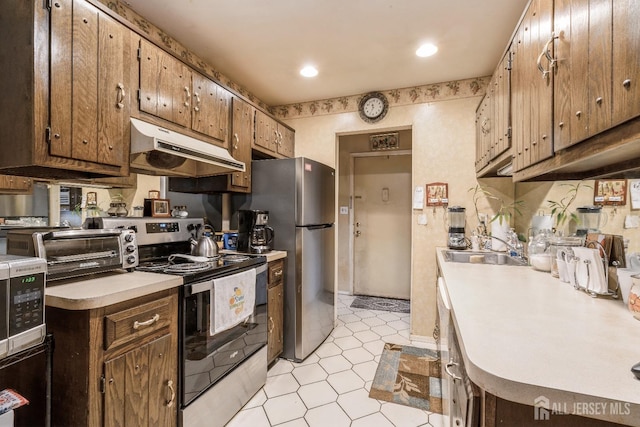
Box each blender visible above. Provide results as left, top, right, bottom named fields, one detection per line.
left=575, top=206, right=607, bottom=236
left=447, top=206, right=467, bottom=249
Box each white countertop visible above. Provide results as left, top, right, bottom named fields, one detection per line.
left=219, top=249, right=287, bottom=263
left=45, top=270, right=183, bottom=310
left=436, top=248, right=640, bottom=426
left=45, top=251, right=287, bottom=311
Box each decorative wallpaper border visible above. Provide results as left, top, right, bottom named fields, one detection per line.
left=99, top=0, right=270, bottom=111
left=270, top=76, right=490, bottom=120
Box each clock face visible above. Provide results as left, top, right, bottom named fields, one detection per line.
left=358, top=92, right=389, bottom=123
left=363, top=97, right=385, bottom=118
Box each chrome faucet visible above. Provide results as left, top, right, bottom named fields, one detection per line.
left=479, top=234, right=528, bottom=264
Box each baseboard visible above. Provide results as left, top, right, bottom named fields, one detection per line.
left=410, top=334, right=436, bottom=345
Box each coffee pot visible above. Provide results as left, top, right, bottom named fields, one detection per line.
left=238, top=209, right=274, bottom=253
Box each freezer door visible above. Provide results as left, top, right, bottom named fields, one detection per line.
left=296, top=159, right=335, bottom=226
left=294, top=224, right=335, bottom=360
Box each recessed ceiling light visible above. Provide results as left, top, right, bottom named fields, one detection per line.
left=300, top=65, right=318, bottom=78
left=416, top=43, right=438, bottom=57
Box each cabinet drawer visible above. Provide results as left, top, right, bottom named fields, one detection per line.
left=104, top=296, right=172, bottom=350
left=268, top=260, right=284, bottom=287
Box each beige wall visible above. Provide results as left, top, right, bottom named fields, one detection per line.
left=283, top=97, right=485, bottom=340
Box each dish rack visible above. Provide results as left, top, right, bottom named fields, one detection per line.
left=573, top=240, right=619, bottom=299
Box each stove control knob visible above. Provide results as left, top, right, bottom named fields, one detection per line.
left=125, top=244, right=136, bottom=253
left=124, top=233, right=135, bottom=242
left=126, top=255, right=137, bottom=265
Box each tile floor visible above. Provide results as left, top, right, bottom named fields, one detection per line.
left=226, top=294, right=444, bottom=427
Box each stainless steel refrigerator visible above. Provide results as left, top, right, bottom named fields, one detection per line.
left=250, top=157, right=335, bottom=362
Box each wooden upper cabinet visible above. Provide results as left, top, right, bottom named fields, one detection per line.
left=139, top=39, right=192, bottom=129
left=612, top=0, right=640, bottom=126
left=49, top=0, right=132, bottom=169
left=254, top=110, right=294, bottom=158
left=230, top=97, right=254, bottom=189
left=0, top=175, right=33, bottom=194
left=140, top=41, right=230, bottom=147
left=277, top=125, right=295, bottom=158
left=511, top=0, right=553, bottom=172
left=554, top=0, right=613, bottom=151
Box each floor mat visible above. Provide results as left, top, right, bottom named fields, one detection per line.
left=369, top=343, right=442, bottom=413
left=350, top=295, right=410, bottom=313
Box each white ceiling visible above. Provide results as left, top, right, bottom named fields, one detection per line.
left=121, top=0, right=529, bottom=106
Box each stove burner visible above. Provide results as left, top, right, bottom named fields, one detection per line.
left=223, top=254, right=250, bottom=263
left=164, top=262, right=217, bottom=274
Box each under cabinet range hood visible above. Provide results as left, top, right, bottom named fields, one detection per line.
left=129, top=118, right=245, bottom=177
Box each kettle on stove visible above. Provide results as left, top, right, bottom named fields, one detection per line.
left=190, top=225, right=218, bottom=258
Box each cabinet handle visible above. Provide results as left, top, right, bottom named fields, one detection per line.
left=166, top=380, right=175, bottom=408
left=116, top=83, right=125, bottom=109
left=536, top=32, right=557, bottom=79
left=623, top=79, right=632, bottom=88
left=133, top=313, right=160, bottom=329
left=268, top=317, right=274, bottom=334
left=274, top=269, right=283, bottom=277
left=445, top=361, right=462, bottom=382
left=193, top=92, right=201, bottom=112
left=234, top=133, right=239, bottom=150
left=184, top=86, right=190, bottom=107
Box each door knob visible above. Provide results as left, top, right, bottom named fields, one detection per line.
left=355, top=230, right=361, bottom=237
left=355, top=222, right=360, bottom=227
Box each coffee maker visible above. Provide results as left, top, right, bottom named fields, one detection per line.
left=237, top=210, right=274, bottom=254
left=447, top=206, right=467, bottom=249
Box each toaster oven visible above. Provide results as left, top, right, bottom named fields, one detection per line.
left=6, top=228, right=138, bottom=282
left=0, top=255, right=47, bottom=359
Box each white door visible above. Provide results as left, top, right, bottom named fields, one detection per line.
left=353, top=154, right=411, bottom=299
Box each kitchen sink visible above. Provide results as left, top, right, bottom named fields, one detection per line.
left=443, top=250, right=528, bottom=266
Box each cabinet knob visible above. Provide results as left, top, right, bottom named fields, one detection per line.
left=576, top=111, right=582, bottom=117
left=82, top=139, right=88, bottom=145
left=54, top=133, right=60, bottom=139
left=541, top=134, right=547, bottom=140
left=595, top=97, right=603, bottom=104
left=558, top=122, right=564, bottom=128
left=623, top=79, right=632, bottom=88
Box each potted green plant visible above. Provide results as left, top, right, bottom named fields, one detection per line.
left=546, top=181, right=590, bottom=233
left=469, top=185, right=524, bottom=251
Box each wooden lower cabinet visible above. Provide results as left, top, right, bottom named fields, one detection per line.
left=46, top=289, right=178, bottom=427
left=267, top=259, right=284, bottom=364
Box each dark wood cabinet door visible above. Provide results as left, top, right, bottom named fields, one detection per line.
left=277, top=125, right=295, bottom=158
left=104, top=334, right=175, bottom=427
left=49, top=0, right=131, bottom=169
left=191, top=73, right=219, bottom=139
left=612, top=0, right=640, bottom=125
left=587, top=0, right=612, bottom=137
left=214, top=86, right=231, bottom=144
left=230, top=97, right=254, bottom=189
left=140, top=40, right=191, bottom=129
left=267, top=282, right=284, bottom=364
left=254, top=110, right=276, bottom=152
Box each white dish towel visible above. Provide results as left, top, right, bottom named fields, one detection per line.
left=210, top=269, right=256, bottom=335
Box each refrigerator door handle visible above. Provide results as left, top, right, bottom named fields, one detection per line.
left=302, top=224, right=334, bottom=230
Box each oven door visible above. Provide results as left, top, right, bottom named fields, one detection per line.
left=180, top=262, right=268, bottom=407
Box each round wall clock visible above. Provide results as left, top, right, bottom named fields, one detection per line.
left=358, top=92, right=389, bottom=123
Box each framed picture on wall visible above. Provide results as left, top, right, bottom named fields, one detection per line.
left=86, top=191, right=97, bottom=206
left=594, top=180, right=627, bottom=205
left=425, top=182, right=448, bottom=206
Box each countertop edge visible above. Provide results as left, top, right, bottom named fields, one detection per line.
left=436, top=248, right=640, bottom=426
left=45, top=271, right=183, bottom=310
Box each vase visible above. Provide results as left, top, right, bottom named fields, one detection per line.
left=491, top=217, right=510, bottom=252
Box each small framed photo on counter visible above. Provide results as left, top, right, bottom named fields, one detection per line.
left=148, top=190, right=160, bottom=199
left=144, top=198, right=171, bottom=217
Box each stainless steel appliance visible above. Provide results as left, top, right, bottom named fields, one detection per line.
left=448, top=206, right=467, bottom=250
left=86, top=217, right=268, bottom=427
left=0, top=255, right=47, bottom=359
left=6, top=228, right=138, bottom=281
left=250, top=157, right=335, bottom=362
left=237, top=210, right=274, bottom=254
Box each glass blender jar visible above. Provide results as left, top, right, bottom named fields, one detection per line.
left=447, top=206, right=467, bottom=250
left=575, top=206, right=607, bottom=236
